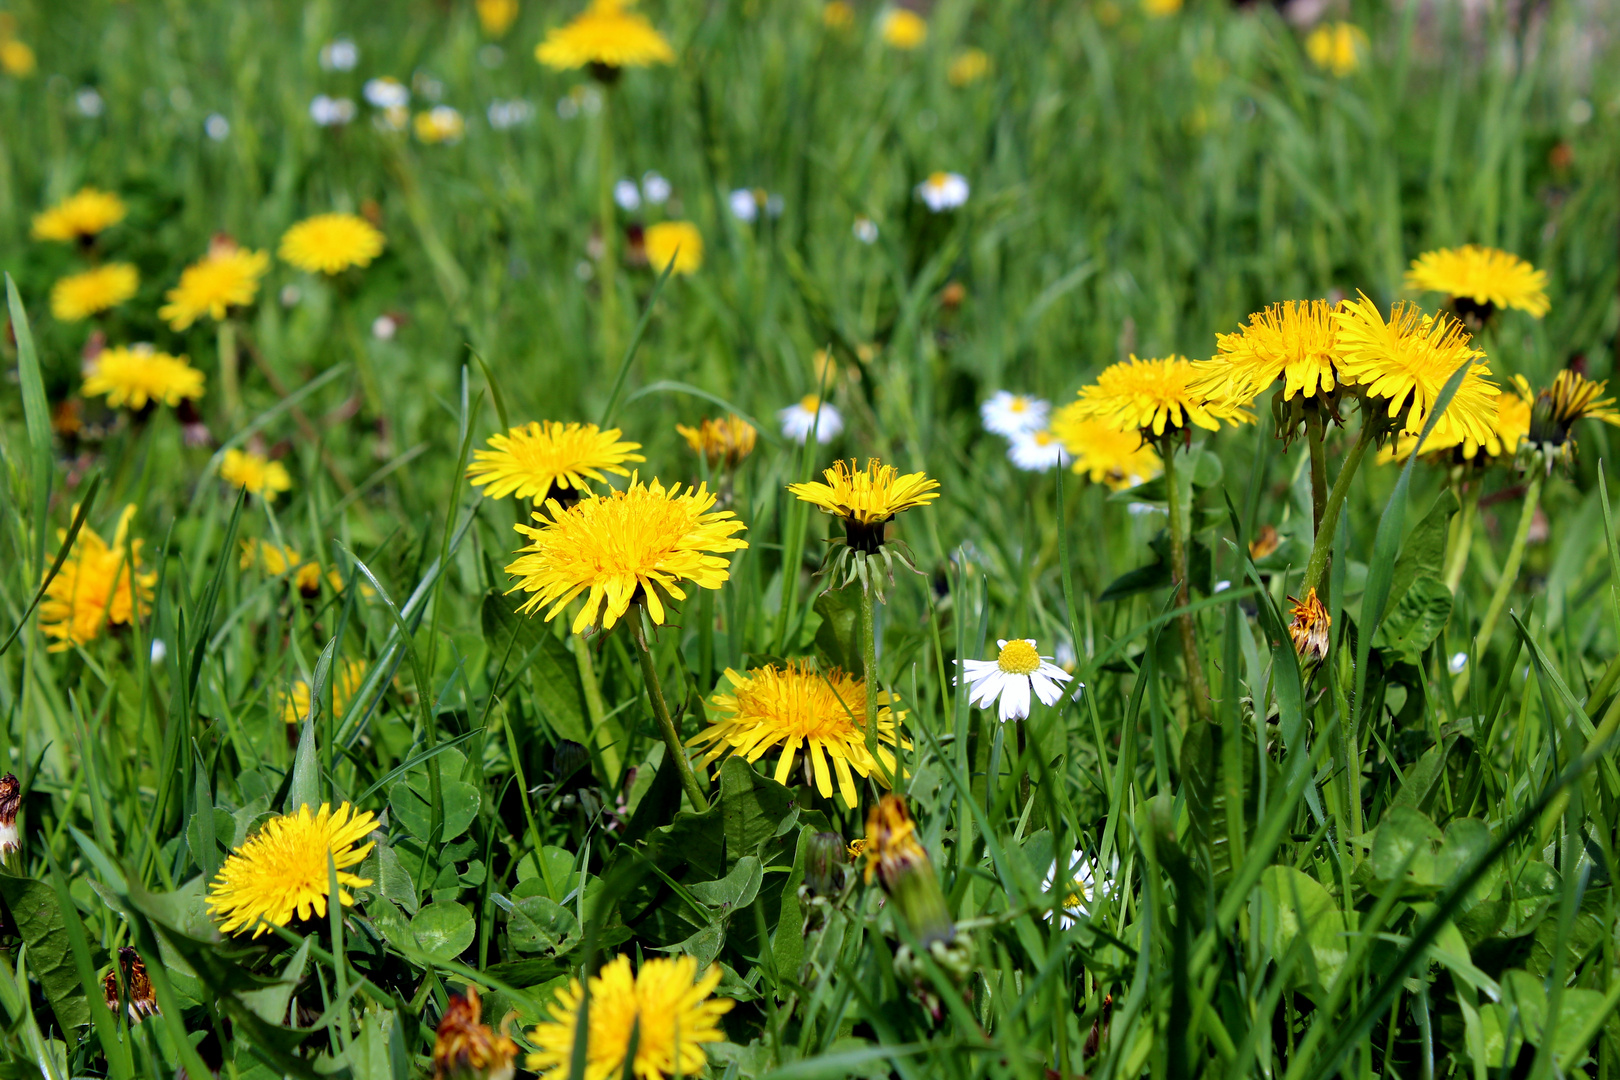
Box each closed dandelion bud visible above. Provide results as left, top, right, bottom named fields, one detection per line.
left=803, top=831, right=850, bottom=898
left=102, top=947, right=160, bottom=1022
left=862, top=796, right=954, bottom=949
left=0, top=774, right=19, bottom=863
left=433, top=987, right=518, bottom=1080
left=1287, top=588, right=1331, bottom=666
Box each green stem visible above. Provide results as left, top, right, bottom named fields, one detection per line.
left=1161, top=436, right=1212, bottom=725
left=1300, top=420, right=1378, bottom=600
left=572, top=631, right=619, bottom=780
left=217, top=318, right=239, bottom=419
left=1474, top=468, right=1543, bottom=653
left=628, top=611, right=708, bottom=812
left=858, top=577, right=894, bottom=789
left=1305, top=405, right=1328, bottom=537
left=595, top=89, right=620, bottom=371
left=1443, top=475, right=1480, bottom=594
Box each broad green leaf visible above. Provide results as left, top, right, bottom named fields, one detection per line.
left=1373, top=576, right=1454, bottom=663
left=515, top=845, right=577, bottom=902
left=389, top=779, right=480, bottom=842
left=410, top=901, right=476, bottom=962
left=506, top=895, right=582, bottom=955
left=1385, top=493, right=1455, bottom=608
left=480, top=592, right=590, bottom=745
left=1256, top=865, right=1347, bottom=994
left=0, top=878, right=89, bottom=1031
left=360, top=843, right=420, bottom=917
left=1370, top=806, right=1443, bottom=887
left=811, top=587, right=861, bottom=674
left=688, top=856, right=765, bottom=913
left=237, top=938, right=310, bottom=1026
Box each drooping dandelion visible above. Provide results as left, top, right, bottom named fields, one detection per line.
left=205, top=803, right=378, bottom=937
left=1526, top=369, right=1619, bottom=465
left=676, top=415, right=757, bottom=469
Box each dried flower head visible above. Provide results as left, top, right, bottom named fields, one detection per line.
left=1287, top=588, right=1331, bottom=666
left=433, top=986, right=518, bottom=1080
left=102, top=947, right=160, bottom=1024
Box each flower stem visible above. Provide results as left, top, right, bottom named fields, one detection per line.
left=1473, top=467, right=1543, bottom=655
left=1305, top=405, right=1329, bottom=537
left=217, top=318, right=240, bottom=419
left=1300, top=419, right=1377, bottom=602
left=628, top=611, right=709, bottom=812
left=1160, top=436, right=1212, bottom=725
left=595, top=89, right=620, bottom=372
left=858, top=578, right=894, bottom=789
left=1443, top=474, right=1480, bottom=594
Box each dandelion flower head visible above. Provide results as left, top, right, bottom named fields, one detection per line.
left=644, top=221, right=704, bottom=275
left=690, top=661, right=907, bottom=808
left=948, top=48, right=991, bottom=86
left=221, top=449, right=293, bottom=501
left=476, top=0, right=521, bottom=38
left=279, top=212, right=385, bottom=274
left=526, top=953, right=733, bottom=1080
left=535, top=0, right=675, bottom=71
left=1380, top=373, right=1532, bottom=464
left=676, top=415, right=757, bottom=469
left=1404, top=244, right=1550, bottom=319
left=31, top=186, right=126, bottom=243
left=880, top=8, right=928, bottom=49
left=788, top=459, right=939, bottom=526
left=241, top=539, right=326, bottom=596
left=466, top=421, right=644, bottom=502
left=1305, top=23, right=1367, bottom=77
left=83, top=345, right=204, bottom=410
left=1072, top=355, right=1254, bottom=437
left=1, top=38, right=36, bottom=77
left=283, top=659, right=367, bottom=724
left=505, top=476, right=748, bottom=633
left=1190, top=300, right=1339, bottom=405
left=206, top=803, right=378, bottom=937
left=38, top=505, right=156, bottom=651
left=1527, top=369, right=1620, bottom=460
left=51, top=264, right=139, bottom=321
left=1050, top=405, right=1164, bottom=490
left=160, top=242, right=270, bottom=330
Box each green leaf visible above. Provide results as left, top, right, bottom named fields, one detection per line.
left=389, top=779, right=480, bottom=842
left=718, top=758, right=800, bottom=871
left=360, top=842, right=420, bottom=916
left=1369, top=805, right=1443, bottom=888
left=515, top=845, right=577, bottom=902
left=688, top=856, right=765, bottom=914
left=7, top=274, right=52, bottom=581
left=1373, top=575, right=1454, bottom=663
left=1385, top=492, right=1455, bottom=609
left=410, top=901, right=476, bottom=963
left=481, top=592, right=590, bottom=744
left=505, top=895, right=582, bottom=955
left=340, top=1005, right=410, bottom=1080
left=0, top=878, right=89, bottom=1031
left=237, top=938, right=310, bottom=1026
left=772, top=829, right=814, bottom=978
left=1387, top=739, right=1453, bottom=817
left=811, top=588, right=861, bottom=674
left=1256, top=866, right=1347, bottom=996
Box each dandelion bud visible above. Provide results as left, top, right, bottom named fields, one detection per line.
left=433, top=987, right=518, bottom=1080
left=803, top=832, right=850, bottom=899
left=0, top=774, right=19, bottom=863
left=1287, top=588, right=1330, bottom=666
left=102, top=947, right=160, bottom=1023
left=862, top=796, right=954, bottom=949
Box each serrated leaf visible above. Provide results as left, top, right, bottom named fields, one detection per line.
left=1373, top=575, right=1454, bottom=663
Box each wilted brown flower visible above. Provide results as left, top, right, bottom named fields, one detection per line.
left=433, top=987, right=517, bottom=1080
left=1249, top=524, right=1280, bottom=561
left=102, top=947, right=160, bottom=1023
left=0, top=773, right=19, bottom=863
left=1287, top=588, right=1331, bottom=665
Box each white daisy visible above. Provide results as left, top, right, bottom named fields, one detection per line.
left=363, top=77, right=410, bottom=109
left=309, top=95, right=357, bottom=127
left=320, top=39, right=359, bottom=72
left=916, top=171, right=970, bottom=212
left=1008, top=429, right=1066, bottom=472
left=980, top=391, right=1049, bottom=437
left=641, top=171, right=672, bottom=204
left=853, top=217, right=879, bottom=244
left=956, top=639, right=1074, bottom=722
left=778, top=395, right=844, bottom=444
left=1043, top=848, right=1115, bottom=928
left=614, top=179, right=642, bottom=211
left=728, top=188, right=759, bottom=223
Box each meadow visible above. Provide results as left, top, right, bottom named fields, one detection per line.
left=1, top=0, right=1619, bottom=1077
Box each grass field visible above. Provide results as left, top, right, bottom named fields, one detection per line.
left=2, top=0, right=1619, bottom=1077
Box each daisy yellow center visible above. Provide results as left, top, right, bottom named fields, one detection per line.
left=1032, top=430, right=1055, bottom=446
left=799, top=394, right=822, bottom=412
left=997, top=640, right=1042, bottom=675
left=1010, top=397, right=1030, bottom=412
left=927, top=172, right=949, bottom=190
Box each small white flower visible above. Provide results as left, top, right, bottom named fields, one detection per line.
left=371, top=314, right=398, bottom=341
left=75, top=87, right=105, bottom=118
left=320, top=38, right=359, bottom=71
left=1213, top=580, right=1231, bottom=593
left=1449, top=651, right=1469, bottom=674
left=729, top=188, right=759, bottom=223
left=204, top=113, right=230, bottom=141
left=980, top=391, right=1049, bottom=437
left=487, top=99, right=534, bottom=129
left=779, top=395, right=844, bottom=444
left=150, top=639, right=167, bottom=665
left=916, top=171, right=970, bottom=212
left=641, top=171, right=671, bottom=204
left=1008, top=429, right=1066, bottom=472
left=363, top=77, right=410, bottom=109
left=310, top=95, right=357, bottom=126
left=853, top=217, right=879, bottom=244
left=956, top=639, right=1075, bottom=722
left=1043, top=849, right=1116, bottom=928
left=1127, top=501, right=1159, bottom=516
left=614, top=179, right=643, bottom=211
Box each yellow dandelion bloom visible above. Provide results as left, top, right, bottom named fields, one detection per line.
left=466, top=421, right=644, bottom=501
left=220, top=449, right=293, bottom=501
left=1332, top=294, right=1500, bottom=452
left=1143, top=0, right=1183, bottom=16
left=434, top=988, right=518, bottom=1080
left=206, top=803, right=378, bottom=937
left=676, top=415, right=757, bottom=468
left=158, top=244, right=270, bottom=330
left=1190, top=300, right=1339, bottom=405
left=822, top=1, right=855, bottom=31
left=31, top=187, right=127, bottom=243
left=1, top=39, right=35, bottom=77
left=414, top=105, right=465, bottom=144
left=1071, top=355, right=1254, bottom=437
left=82, top=346, right=205, bottom=410
left=279, top=212, right=385, bottom=275
left=282, top=659, right=367, bottom=724
left=535, top=0, right=675, bottom=71
left=788, top=458, right=940, bottom=527
left=38, top=505, right=155, bottom=651
left=1380, top=373, right=1532, bottom=464
left=525, top=954, right=732, bottom=1080
left=948, top=47, right=991, bottom=86
left=880, top=8, right=927, bottom=49
left=1528, top=369, right=1620, bottom=461
left=643, top=221, right=703, bottom=275
left=689, top=661, right=909, bottom=808
left=476, top=0, right=521, bottom=37
left=1050, top=405, right=1164, bottom=490
left=1305, top=23, right=1366, bottom=77
left=505, top=476, right=748, bottom=634
left=241, top=539, right=326, bottom=596
left=50, top=263, right=138, bottom=321
left=1404, top=244, right=1550, bottom=319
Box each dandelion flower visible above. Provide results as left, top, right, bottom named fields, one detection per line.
left=279, top=212, right=385, bottom=274
left=220, top=448, right=292, bottom=501
left=434, top=987, right=518, bottom=1080
left=1331, top=294, right=1499, bottom=452
left=1404, top=244, right=1550, bottom=320
left=948, top=47, right=991, bottom=86
left=1144, top=0, right=1183, bottom=15
left=50, top=264, right=138, bottom=321
left=1050, top=405, right=1163, bottom=490
left=788, top=458, right=939, bottom=551
left=535, top=0, right=675, bottom=72
left=1044, top=849, right=1115, bottom=928
left=822, top=1, right=855, bottom=30
left=880, top=8, right=927, bottom=49
left=1007, top=429, right=1066, bottom=472
left=980, top=391, right=1049, bottom=437
left=159, top=242, right=270, bottom=330
left=466, top=421, right=644, bottom=502
left=38, top=505, right=155, bottom=651
left=282, top=659, right=367, bottom=724
left=1305, top=23, right=1366, bottom=77
left=506, top=476, right=747, bottom=634
left=0, top=39, right=35, bottom=77
left=526, top=953, right=732, bottom=1080
left=1527, top=369, right=1620, bottom=465
left=415, top=105, right=466, bottom=144
left=916, top=171, right=969, bottom=212
left=1071, top=355, right=1253, bottom=437
left=779, top=395, right=843, bottom=443
left=206, top=803, right=378, bottom=937
left=690, top=661, right=907, bottom=807
left=1190, top=300, right=1339, bottom=405
left=956, top=638, right=1074, bottom=722
left=644, top=221, right=703, bottom=274
left=82, top=345, right=204, bottom=409
left=1380, top=373, right=1532, bottom=464
left=859, top=796, right=955, bottom=946
left=676, top=415, right=757, bottom=468
left=242, top=539, right=326, bottom=596
left=476, top=0, right=521, bottom=38
left=31, top=186, right=126, bottom=243
left=1287, top=588, right=1330, bottom=665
